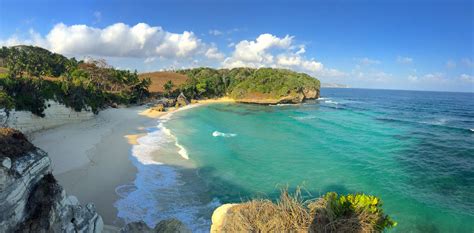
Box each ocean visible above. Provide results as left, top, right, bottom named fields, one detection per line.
left=115, top=88, right=474, bottom=232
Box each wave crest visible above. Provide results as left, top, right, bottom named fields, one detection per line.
left=212, top=131, right=237, bottom=137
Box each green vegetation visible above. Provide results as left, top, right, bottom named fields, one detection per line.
left=309, top=192, right=397, bottom=232
left=163, top=80, right=174, bottom=97
left=177, top=67, right=320, bottom=101
left=0, top=46, right=150, bottom=117
left=220, top=189, right=396, bottom=232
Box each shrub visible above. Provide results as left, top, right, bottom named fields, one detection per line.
left=219, top=189, right=396, bottom=233
left=0, top=45, right=150, bottom=116
left=177, top=67, right=320, bottom=100
left=308, top=192, right=397, bottom=232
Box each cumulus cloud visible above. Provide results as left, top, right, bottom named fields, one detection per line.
left=222, top=33, right=343, bottom=77
left=1, top=25, right=345, bottom=79
left=205, top=45, right=225, bottom=60
left=1, top=22, right=222, bottom=61
left=396, top=56, right=413, bottom=64
left=224, top=34, right=293, bottom=66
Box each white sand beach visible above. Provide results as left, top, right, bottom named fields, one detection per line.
left=31, top=106, right=157, bottom=225
left=29, top=97, right=234, bottom=225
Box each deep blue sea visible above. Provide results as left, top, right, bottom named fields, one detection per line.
left=116, top=88, right=474, bottom=232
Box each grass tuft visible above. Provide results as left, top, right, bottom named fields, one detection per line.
left=219, top=188, right=396, bottom=233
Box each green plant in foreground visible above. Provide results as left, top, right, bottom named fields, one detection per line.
left=313, top=192, right=397, bottom=231
left=220, top=189, right=396, bottom=232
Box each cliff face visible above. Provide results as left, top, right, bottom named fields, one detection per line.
left=0, top=144, right=103, bottom=232
left=4, top=100, right=94, bottom=134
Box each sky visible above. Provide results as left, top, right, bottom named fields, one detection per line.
left=0, top=0, right=473, bottom=92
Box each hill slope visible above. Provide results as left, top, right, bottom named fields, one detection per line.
left=177, top=67, right=320, bottom=104
left=139, top=71, right=188, bottom=94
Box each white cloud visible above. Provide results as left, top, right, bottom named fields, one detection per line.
left=408, top=75, right=419, bottom=82
left=1, top=22, right=222, bottom=61
left=397, top=56, right=413, bottom=64
left=209, top=29, right=223, bottom=36
left=416, top=73, right=447, bottom=83
left=225, top=34, right=293, bottom=65
left=295, top=46, right=306, bottom=55
left=205, top=46, right=225, bottom=60
left=459, top=74, right=474, bottom=83
left=222, top=33, right=340, bottom=76
left=356, top=57, right=381, bottom=65
left=144, top=57, right=156, bottom=63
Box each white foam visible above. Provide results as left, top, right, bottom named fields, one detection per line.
left=324, top=100, right=339, bottom=104
left=212, top=131, right=237, bottom=137
left=292, top=115, right=317, bottom=120
left=159, top=122, right=189, bottom=160
left=470, top=128, right=474, bottom=132
left=160, top=104, right=202, bottom=121
left=115, top=120, right=219, bottom=232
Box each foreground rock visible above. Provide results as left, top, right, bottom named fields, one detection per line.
left=120, top=219, right=190, bottom=233
left=0, top=128, right=103, bottom=233
left=175, top=92, right=189, bottom=107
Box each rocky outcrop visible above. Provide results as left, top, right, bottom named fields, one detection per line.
left=235, top=86, right=319, bottom=105
left=151, top=103, right=165, bottom=112
left=210, top=204, right=237, bottom=232
left=175, top=93, right=189, bottom=108
left=120, top=219, right=190, bottom=233
left=0, top=129, right=103, bottom=233
left=302, top=87, right=320, bottom=99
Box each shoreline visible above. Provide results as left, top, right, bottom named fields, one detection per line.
left=30, top=97, right=235, bottom=226
left=31, top=106, right=158, bottom=225
left=139, top=96, right=236, bottom=119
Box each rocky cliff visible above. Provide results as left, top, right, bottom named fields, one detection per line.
left=235, top=86, right=320, bottom=105
left=0, top=128, right=103, bottom=233
left=3, top=100, right=94, bottom=134
left=0, top=128, right=192, bottom=233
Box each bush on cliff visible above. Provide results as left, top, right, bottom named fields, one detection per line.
left=219, top=188, right=396, bottom=232
left=177, top=67, right=320, bottom=100
left=0, top=45, right=151, bottom=116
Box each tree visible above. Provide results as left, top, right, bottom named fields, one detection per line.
left=163, top=80, right=174, bottom=97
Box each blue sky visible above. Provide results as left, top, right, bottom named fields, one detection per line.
left=0, top=0, right=473, bottom=92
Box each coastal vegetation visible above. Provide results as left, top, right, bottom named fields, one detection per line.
left=216, top=188, right=396, bottom=232
left=0, top=45, right=321, bottom=119
left=177, top=67, right=320, bottom=103
left=0, top=45, right=151, bottom=117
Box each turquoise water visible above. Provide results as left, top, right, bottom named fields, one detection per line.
left=162, top=88, right=474, bottom=232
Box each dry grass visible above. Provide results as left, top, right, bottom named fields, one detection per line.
left=139, top=71, right=188, bottom=93
left=222, top=188, right=312, bottom=232
left=219, top=188, right=394, bottom=233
